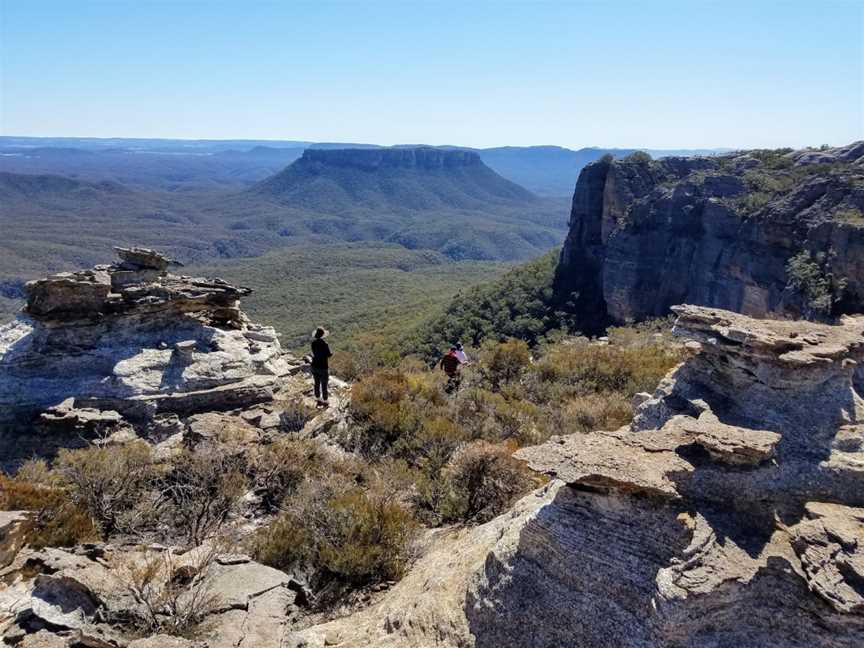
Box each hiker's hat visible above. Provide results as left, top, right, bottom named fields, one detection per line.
left=313, top=327, right=329, bottom=339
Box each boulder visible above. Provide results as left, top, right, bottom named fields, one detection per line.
left=1, top=545, right=301, bottom=648
left=25, top=270, right=110, bottom=318
left=0, top=511, right=31, bottom=568
left=114, top=246, right=176, bottom=271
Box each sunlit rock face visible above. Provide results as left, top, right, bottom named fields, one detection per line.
left=0, top=247, right=299, bottom=431
left=507, top=305, right=864, bottom=647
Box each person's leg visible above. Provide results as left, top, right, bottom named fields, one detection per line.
left=313, top=370, right=322, bottom=400
left=445, top=372, right=456, bottom=393
left=321, top=371, right=329, bottom=402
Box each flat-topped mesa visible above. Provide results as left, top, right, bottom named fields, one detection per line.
left=24, top=246, right=250, bottom=328
left=0, top=249, right=299, bottom=433
left=299, top=146, right=483, bottom=170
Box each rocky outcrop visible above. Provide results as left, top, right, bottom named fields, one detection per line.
left=508, top=305, right=864, bottom=646
left=294, top=306, right=864, bottom=647
left=4, top=306, right=864, bottom=646
left=0, top=248, right=306, bottom=463
left=0, top=544, right=305, bottom=647
left=554, top=143, right=864, bottom=332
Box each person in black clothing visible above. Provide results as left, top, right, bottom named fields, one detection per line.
left=310, top=327, right=332, bottom=406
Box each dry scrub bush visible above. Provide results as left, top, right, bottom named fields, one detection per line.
left=251, top=460, right=417, bottom=594
left=157, top=446, right=248, bottom=546
left=55, top=441, right=156, bottom=537
left=0, top=473, right=98, bottom=547
left=249, top=439, right=328, bottom=511
left=270, top=399, right=316, bottom=432
left=540, top=392, right=633, bottom=437
left=439, top=441, right=536, bottom=524
left=111, top=545, right=221, bottom=637
left=478, top=338, right=531, bottom=390
left=350, top=369, right=448, bottom=457
left=529, top=343, right=678, bottom=399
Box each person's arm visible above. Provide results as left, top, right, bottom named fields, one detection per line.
left=326, top=341, right=333, bottom=357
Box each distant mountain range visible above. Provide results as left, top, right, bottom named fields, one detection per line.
left=0, top=136, right=729, bottom=195
left=0, top=145, right=570, bottom=290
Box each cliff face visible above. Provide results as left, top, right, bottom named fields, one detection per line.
left=555, top=142, right=864, bottom=332
left=299, top=147, right=484, bottom=171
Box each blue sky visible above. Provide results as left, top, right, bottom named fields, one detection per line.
left=1, top=0, right=861, bottom=149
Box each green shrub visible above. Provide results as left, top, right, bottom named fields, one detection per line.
left=350, top=369, right=446, bottom=457
left=540, top=392, right=634, bottom=436
left=410, top=250, right=569, bottom=357
left=250, top=471, right=417, bottom=594
left=623, top=151, right=652, bottom=164
left=607, top=316, right=676, bottom=347
left=748, top=148, right=794, bottom=169
left=529, top=343, right=678, bottom=398
left=738, top=191, right=772, bottom=213
left=478, top=338, right=531, bottom=390
left=786, top=251, right=846, bottom=316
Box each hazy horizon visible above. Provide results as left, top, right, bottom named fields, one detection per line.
left=1, top=0, right=862, bottom=150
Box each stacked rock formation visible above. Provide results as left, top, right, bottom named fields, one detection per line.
left=293, top=305, right=864, bottom=647
left=0, top=248, right=303, bottom=462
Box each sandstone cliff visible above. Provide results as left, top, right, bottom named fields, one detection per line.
left=554, top=142, right=864, bottom=332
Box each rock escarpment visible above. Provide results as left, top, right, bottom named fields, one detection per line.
left=295, top=306, right=864, bottom=647
left=0, top=248, right=305, bottom=463
left=555, top=142, right=864, bottom=332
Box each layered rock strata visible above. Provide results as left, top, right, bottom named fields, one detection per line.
left=507, top=305, right=864, bottom=646
left=0, top=248, right=303, bottom=458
